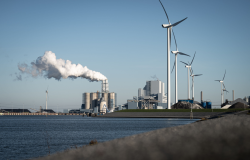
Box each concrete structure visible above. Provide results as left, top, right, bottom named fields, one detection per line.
left=128, top=101, right=138, bottom=109
left=100, top=99, right=107, bottom=113
left=82, top=91, right=117, bottom=113
left=63, top=109, right=71, bottom=113
left=102, top=79, right=109, bottom=93
left=137, top=80, right=167, bottom=109
left=138, top=80, right=166, bottom=103
left=82, top=93, right=90, bottom=109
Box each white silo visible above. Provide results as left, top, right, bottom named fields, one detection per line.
left=83, top=93, right=90, bottom=109
left=108, top=92, right=116, bottom=112
left=90, top=92, right=98, bottom=109
left=102, top=92, right=108, bottom=108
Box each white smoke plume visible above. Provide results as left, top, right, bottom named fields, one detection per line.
left=18, top=51, right=107, bottom=81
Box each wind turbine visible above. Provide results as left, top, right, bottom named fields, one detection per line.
left=45, top=87, right=49, bottom=110
left=171, top=34, right=190, bottom=104
left=159, top=0, right=187, bottom=109
left=180, top=52, right=196, bottom=99
left=222, top=83, right=229, bottom=103
left=190, top=68, right=202, bottom=100
left=215, top=70, right=226, bottom=105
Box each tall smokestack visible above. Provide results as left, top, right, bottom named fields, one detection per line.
left=201, top=91, right=203, bottom=102
left=232, top=90, right=234, bottom=101
left=102, top=79, right=109, bottom=93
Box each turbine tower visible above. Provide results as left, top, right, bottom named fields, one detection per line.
left=180, top=52, right=196, bottom=99
left=171, top=36, right=190, bottom=104
left=45, top=87, right=48, bottom=110
left=215, top=70, right=226, bottom=105
left=222, top=83, right=229, bottom=103
left=159, top=0, right=187, bottom=109
left=190, top=68, right=202, bottom=100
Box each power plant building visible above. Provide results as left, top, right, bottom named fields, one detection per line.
left=81, top=91, right=117, bottom=112
left=137, top=80, right=167, bottom=109
left=138, top=80, right=166, bottom=103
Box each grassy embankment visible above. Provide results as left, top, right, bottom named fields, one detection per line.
left=116, top=109, right=249, bottom=112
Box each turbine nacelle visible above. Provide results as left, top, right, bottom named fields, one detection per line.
left=171, top=51, right=179, bottom=54
left=162, top=24, right=171, bottom=28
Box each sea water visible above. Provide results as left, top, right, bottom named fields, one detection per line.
left=0, top=116, right=198, bottom=160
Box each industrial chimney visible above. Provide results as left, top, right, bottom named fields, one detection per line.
left=102, top=79, right=109, bottom=93
left=232, top=90, right=234, bottom=101
left=201, top=91, right=203, bottom=103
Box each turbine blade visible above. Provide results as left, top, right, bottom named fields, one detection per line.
left=222, top=70, right=226, bottom=81
left=223, top=83, right=226, bottom=89
left=159, top=0, right=171, bottom=24
left=169, top=17, right=188, bottom=27
left=215, top=80, right=221, bottom=81
left=172, top=29, right=177, bottom=51
left=180, top=61, right=188, bottom=65
left=171, top=61, right=175, bottom=73
left=190, top=52, right=196, bottom=65
left=179, top=52, right=190, bottom=56
left=194, top=74, right=202, bottom=76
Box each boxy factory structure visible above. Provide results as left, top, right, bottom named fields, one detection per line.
left=81, top=80, right=117, bottom=113
left=124, top=80, right=168, bottom=110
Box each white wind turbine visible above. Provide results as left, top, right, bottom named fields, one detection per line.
left=171, top=33, right=190, bottom=104
left=190, top=68, right=202, bottom=100
left=222, top=83, right=229, bottom=103
left=215, top=70, right=226, bottom=104
left=180, top=52, right=196, bottom=99
left=159, top=0, right=187, bottom=109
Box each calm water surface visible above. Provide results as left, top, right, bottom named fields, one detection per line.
left=0, top=116, right=198, bottom=160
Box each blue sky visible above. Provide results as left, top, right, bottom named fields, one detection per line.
left=1, top=0, right=250, bottom=111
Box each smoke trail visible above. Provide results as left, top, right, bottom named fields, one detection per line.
left=17, top=51, right=107, bottom=81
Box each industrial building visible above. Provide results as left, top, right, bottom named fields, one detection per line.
left=81, top=80, right=117, bottom=113
left=124, top=80, right=168, bottom=110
